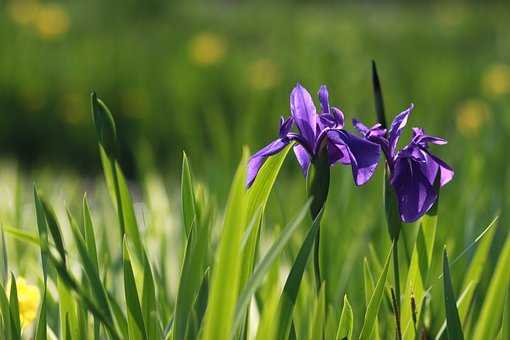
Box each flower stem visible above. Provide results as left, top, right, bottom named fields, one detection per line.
left=392, top=239, right=400, bottom=310
left=313, top=225, right=321, bottom=292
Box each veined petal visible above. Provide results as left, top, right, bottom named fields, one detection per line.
left=290, top=84, right=317, bottom=147
left=327, top=130, right=381, bottom=186
left=247, top=138, right=289, bottom=187
left=331, top=107, right=344, bottom=127
left=293, top=144, right=311, bottom=177
left=389, top=104, right=414, bottom=156
left=279, top=116, right=293, bottom=137
left=391, top=157, right=437, bottom=223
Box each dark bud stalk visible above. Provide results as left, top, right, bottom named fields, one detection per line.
left=391, top=288, right=403, bottom=340
left=372, top=60, right=387, bottom=129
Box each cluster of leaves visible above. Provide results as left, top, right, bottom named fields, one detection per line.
left=0, top=94, right=508, bottom=340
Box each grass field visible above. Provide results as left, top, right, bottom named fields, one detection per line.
left=0, top=2, right=509, bottom=340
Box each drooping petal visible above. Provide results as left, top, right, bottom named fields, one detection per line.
left=388, top=104, right=414, bottom=157
left=327, top=141, right=350, bottom=165
left=411, top=127, right=448, bottom=147
left=293, top=144, right=311, bottom=176
left=352, top=119, right=371, bottom=135
left=426, top=152, right=454, bottom=186
left=247, top=138, right=289, bottom=187
left=279, top=116, right=293, bottom=137
left=318, top=85, right=329, bottom=113
left=327, top=130, right=381, bottom=185
left=391, top=157, right=437, bottom=223
left=290, top=84, right=317, bottom=148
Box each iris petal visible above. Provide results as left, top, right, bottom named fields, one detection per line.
left=247, top=138, right=289, bottom=187
left=290, top=84, right=317, bottom=149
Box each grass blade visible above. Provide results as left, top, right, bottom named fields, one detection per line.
left=201, top=149, right=249, bottom=340
left=123, top=237, right=147, bottom=340
left=358, top=244, right=392, bottom=340
left=473, top=234, right=510, bottom=340
left=181, top=151, right=196, bottom=238
left=336, top=295, right=353, bottom=340
left=233, top=199, right=312, bottom=333
left=443, top=248, right=464, bottom=340
left=275, top=208, right=323, bottom=340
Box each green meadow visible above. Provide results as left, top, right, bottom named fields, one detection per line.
left=0, top=2, right=509, bottom=339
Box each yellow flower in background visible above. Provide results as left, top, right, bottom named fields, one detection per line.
left=34, top=3, right=70, bottom=39
left=248, top=58, right=280, bottom=90
left=7, top=277, right=40, bottom=329
left=7, top=1, right=70, bottom=39
left=456, top=99, right=490, bottom=137
left=482, top=64, right=510, bottom=97
left=7, top=0, right=39, bottom=25
left=189, top=32, right=226, bottom=65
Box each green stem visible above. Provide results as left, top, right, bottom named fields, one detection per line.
left=392, top=239, right=400, bottom=311
left=313, top=225, right=321, bottom=292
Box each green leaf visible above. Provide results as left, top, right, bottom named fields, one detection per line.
left=359, top=244, right=392, bottom=340
left=40, top=198, right=66, bottom=264
left=336, top=295, right=353, bottom=340
left=34, top=186, right=49, bottom=281
left=67, top=211, right=113, bottom=328
left=201, top=150, right=249, bottom=340
left=473, top=234, right=510, bottom=340
left=9, top=273, right=21, bottom=340
left=255, top=287, right=280, bottom=340
left=500, top=286, right=509, bottom=340
left=459, top=217, right=498, bottom=324
left=275, top=209, right=323, bottom=340
left=307, top=283, right=326, bottom=340
left=0, top=227, right=7, bottom=285
left=233, top=199, right=312, bottom=333
left=141, top=251, right=160, bottom=340
left=174, top=219, right=209, bottom=340
left=443, top=248, right=464, bottom=340
left=181, top=151, right=196, bottom=238
left=82, top=195, right=100, bottom=273
left=35, top=286, right=47, bottom=340
left=123, top=238, right=147, bottom=340
left=91, top=91, right=117, bottom=157
left=236, top=144, right=291, bottom=336
left=0, top=279, right=12, bottom=337
left=363, top=259, right=380, bottom=340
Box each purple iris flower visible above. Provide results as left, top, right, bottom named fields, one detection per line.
left=246, top=84, right=381, bottom=188
left=353, top=104, right=454, bottom=222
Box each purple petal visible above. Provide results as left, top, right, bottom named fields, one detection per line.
left=352, top=119, right=371, bottom=135
left=427, top=153, right=454, bottom=186
left=290, top=84, right=317, bottom=147
left=293, top=144, right=311, bottom=177
left=331, top=107, right=344, bottom=127
left=391, top=157, right=437, bottom=223
left=247, top=138, right=289, bottom=187
left=318, top=85, right=329, bottom=113
left=412, top=127, right=448, bottom=147
left=279, top=116, right=293, bottom=137
left=327, top=142, right=350, bottom=165
left=327, top=130, right=381, bottom=186
left=388, top=104, right=414, bottom=156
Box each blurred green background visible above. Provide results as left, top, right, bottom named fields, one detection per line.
left=1, top=1, right=510, bottom=334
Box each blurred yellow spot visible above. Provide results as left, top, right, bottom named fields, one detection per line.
left=7, top=1, right=39, bottom=25
left=34, top=3, right=69, bottom=39
left=482, top=64, right=510, bottom=97
left=248, top=58, right=280, bottom=90
left=7, top=278, right=40, bottom=328
left=456, top=99, right=490, bottom=137
left=60, top=93, right=87, bottom=125
left=189, top=33, right=226, bottom=65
